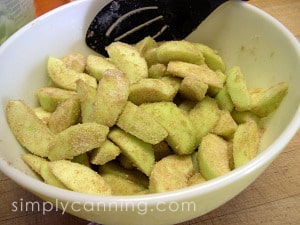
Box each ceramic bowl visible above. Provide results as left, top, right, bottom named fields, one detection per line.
left=0, top=0, right=299, bottom=224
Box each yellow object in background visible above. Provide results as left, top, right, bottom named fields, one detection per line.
left=0, top=0, right=35, bottom=44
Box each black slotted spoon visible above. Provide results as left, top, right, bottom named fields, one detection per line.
left=86, top=0, right=248, bottom=55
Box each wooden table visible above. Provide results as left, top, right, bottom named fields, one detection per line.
left=1, top=0, right=299, bottom=224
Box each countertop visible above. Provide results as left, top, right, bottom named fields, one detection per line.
left=0, top=0, right=299, bottom=224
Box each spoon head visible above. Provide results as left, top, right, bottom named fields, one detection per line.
left=85, top=0, right=229, bottom=55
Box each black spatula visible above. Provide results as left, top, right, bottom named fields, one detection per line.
left=86, top=0, right=247, bottom=55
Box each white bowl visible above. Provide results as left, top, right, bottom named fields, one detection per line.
left=0, top=0, right=299, bottom=224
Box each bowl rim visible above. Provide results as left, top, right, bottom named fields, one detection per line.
left=0, top=0, right=299, bottom=207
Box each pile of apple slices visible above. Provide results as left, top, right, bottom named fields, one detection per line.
left=6, top=38, right=288, bottom=195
